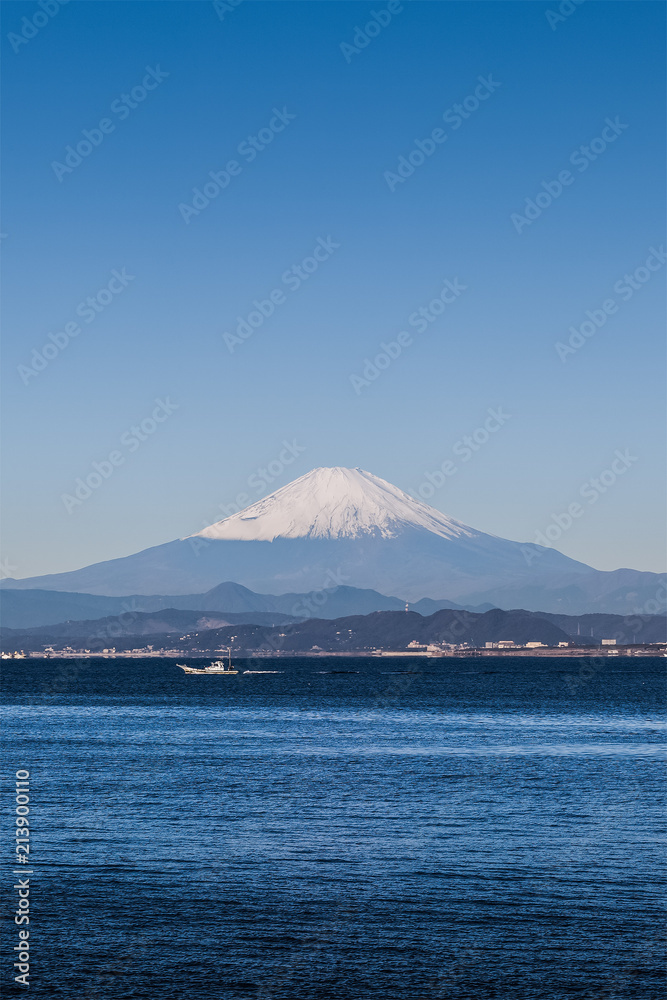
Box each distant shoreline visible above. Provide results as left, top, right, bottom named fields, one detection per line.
left=5, top=646, right=664, bottom=661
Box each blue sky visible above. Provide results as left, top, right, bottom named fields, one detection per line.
left=2, top=0, right=665, bottom=579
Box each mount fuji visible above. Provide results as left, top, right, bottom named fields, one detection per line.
left=4, top=467, right=663, bottom=614
left=194, top=467, right=477, bottom=543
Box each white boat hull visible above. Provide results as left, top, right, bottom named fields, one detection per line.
left=178, top=665, right=238, bottom=675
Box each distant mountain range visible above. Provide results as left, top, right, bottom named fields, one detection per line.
left=2, top=606, right=664, bottom=655
left=0, top=581, right=488, bottom=631
left=3, top=467, right=664, bottom=615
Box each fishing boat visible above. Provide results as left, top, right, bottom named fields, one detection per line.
left=177, top=648, right=238, bottom=675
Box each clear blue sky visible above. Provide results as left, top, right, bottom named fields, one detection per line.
left=2, top=0, right=665, bottom=579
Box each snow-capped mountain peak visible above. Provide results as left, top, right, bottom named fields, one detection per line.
left=189, top=466, right=476, bottom=542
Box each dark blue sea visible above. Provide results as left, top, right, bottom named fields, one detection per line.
left=2, top=656, right=665, bottom=999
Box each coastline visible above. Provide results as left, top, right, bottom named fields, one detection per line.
left=7, top=645, right=664, bottom=660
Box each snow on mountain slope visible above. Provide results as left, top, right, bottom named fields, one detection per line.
left=190, top=467, right=479, bottom=542
left=3, top=467, right=662, bottom=614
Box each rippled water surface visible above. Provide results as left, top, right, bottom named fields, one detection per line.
left=2, top=656, right=665, bottom=998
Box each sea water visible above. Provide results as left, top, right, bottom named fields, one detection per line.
left=2, top=656, right=664, bottom=998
